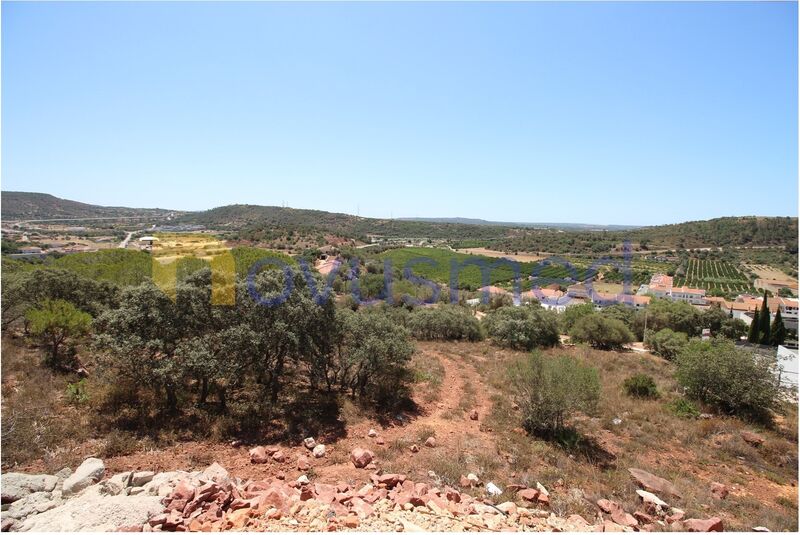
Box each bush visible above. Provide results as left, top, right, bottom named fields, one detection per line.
left=645, top=328, right=688, bottom=360
left=26, top=299, right=92, bottom=368
left=675, top=338, right=783, bottom=423
left=560, top=303, right=595, bottom=333
left=484, top=306, right=560, bottom=350
left=669, top=398, right=701, bottom=419
left=569, top=314, right=634, bottom=350
left=407, top=305, right=483, bottom=341
left=623, top=374, right=659, bottom=399
left=508, top=352, right=600, bottom=437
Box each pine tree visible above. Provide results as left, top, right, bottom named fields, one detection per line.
left=771, top=309, right=787, bottom=346
left=747, top=309, right=760, bottom=343
left=758, top=292, right=771, bottom=345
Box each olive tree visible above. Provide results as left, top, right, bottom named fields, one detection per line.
left=570, top=314, right=634, bottom=351
left=485, top=305, right=560, bottom=350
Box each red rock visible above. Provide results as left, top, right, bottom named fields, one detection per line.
left=350, top=497, right=375, bottom=519
left=272, top=450, right=286, bottom=463
left=567, top=514, right=590, bottom=528
left=628, top=468, right=682, bottom=498
left=444, top=487, right=461, bottom=503
left=147, top=514, right=167, bottom=528
left=409, top=444, right=420, bottom=453
left=350, top=448, right=374, bottom=469
left=684, top=517, right=724, bottom=532
left=166, top=499, right=187, bottom=513
left=469, top=409, right=479, bottom=421
left=603, top=520, right=625, bottom=532
left=424, top=437, right=436, bottom=448
left=173, top=480, right=196, bottom=502
left=163, top=510, right=183, bottom=530
left=376, top=474, right=405, bottom=488
left=375, top=437, right=385, bottom=445
left=336, top=482, right=350, bottom=493
left=710, top=482, right=728, bottom=500
left=611, top=509, right=638, bottom=528
left=275, top=472, right=286, bottom=480
left=343, top=515, right=360, bottom=528
left=518, top=488, right=540, bottom=502
left=597, top=499, right=620, bottom=513
left=740, top=431, right=764, bottom=447
left=536, top=492, right=550, bottom=506
left=634, top=511, right=653, bottom=524
left=196, top=482, right=221, bottom=502
left=314, top=483, right=337, bottom=503
left=667, top=509, right=686, bottom=524
left=249, top=446, right=269, bottom=464
left=297, top=456, right=311, bottom=471
left=225, top=508, right=251, bottom=530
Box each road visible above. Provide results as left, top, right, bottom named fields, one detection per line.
left=118, top=231, right=135, bottom=249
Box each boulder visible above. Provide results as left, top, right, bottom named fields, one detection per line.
left=518, top=488, right=539, bottom=503
left=62, top=458, right=105, bottom=497
left=303, top=437, right=317, bottom=450
left=740, top=431, right=764, bottom=447
left=710, top=482, right=728, bottom=500
left=684, top=517, right=724, bottom=532
left=297, top=456, right=311, bottom=471
left=635, top=489, right=668, bottom=508
left=130, top=472, right=155, bottom=487
left=272, top=450, right=286, bottom=463
left=312, top=444, right=326, bottom=459
left=249, top=447, right=269, bottom=464
left=424, top=437, right=436, bottom=448
left=350, top=448, right=374, bottom=469
left=6, top=491, right=60, bottom=520
left=628, top=468, right=681, bottom=498
left=1, top=473, right=59, bottom=503
left=202, top=462, right=229, bottom=482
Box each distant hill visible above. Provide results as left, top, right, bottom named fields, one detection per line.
left=1, top=191, right=175, bottom=220
left=628, top=216, right=799, bottom=249
left=399, top=217, right=639, bottom=231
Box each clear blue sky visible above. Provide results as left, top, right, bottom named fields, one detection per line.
left=2, top=1, right=797, bottom=226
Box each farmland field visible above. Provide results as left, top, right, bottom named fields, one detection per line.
left=673, top=258, right=755, bottom=295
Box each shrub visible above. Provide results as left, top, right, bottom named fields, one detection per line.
left=645, top=328, right=688, bottom=360
left=26, top=299, right=92, bottom=368
left=407, top=305, right=483, bottom=341
left=569, top=314, right=634, bottom=350
left=623, top=374, right=659, bottom=399
left=484, top=306, right=559, bottom=350
left=508, top=352, right=600, bottom=437
left=669, top=398, right=700, bottom=419
left=65, top=379, right=90, bottom=405
left=560, top=303, right=595, bottom=333
left=675, top=338, right=782, bottom=423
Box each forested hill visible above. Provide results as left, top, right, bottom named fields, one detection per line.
left=1, top=191, right=174, bottom=220
left=628, top=217, right=798, bottom=249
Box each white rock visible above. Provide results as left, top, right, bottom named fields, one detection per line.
left=636, top=489, right=669, bottom=507
left=536, top=482, right=550, bottom=496
left=485, top=482, right=502, bottom=496
left=6, top=492, right=60, bottom=520
left=312, top=444, right=326, bottom=458
left=62, top=458, right=105, bottom=497
left=297, top=475, right=310, bottom=485
left=1, top=473, right=59, bottom=503
left=303, top=437, right=316, bottom=450
left=467, top=473, right=480, bottom=484
left=130, top=472, right=155, bottom=487
left=201, top=463, right=228, bottom=482
left=367, top=429, right=378, bottom=438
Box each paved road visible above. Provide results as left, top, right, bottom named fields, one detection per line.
left=118, top=231, right=135, bottom=249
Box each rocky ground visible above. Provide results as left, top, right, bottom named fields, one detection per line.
left=1, top=454, right=735, bottom=532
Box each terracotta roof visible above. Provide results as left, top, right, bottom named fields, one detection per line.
left=671, top=286, right=706, bottom=296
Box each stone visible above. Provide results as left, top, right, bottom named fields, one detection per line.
left=603, top=520, right=625, bottom=532
left=424, top=437, right=436, bottom=448
left=1, top=473, right=59, bottom=503
left=343, top=514, right=360, bottom=528
left=297, top=475, right=310, bottom=485
left=611, top=509, right=638, bottom=528
left=710, top=482, right=728, bottom=500
left=597, top=499, right=619, bottom=514
left=272, top=450, right=286, bottom=463
left=466, top=473, right=480, bottom=485
left=518, top=489, right=540, bottom=503
left=485, top=482, right=502, bottom=496
left=6, top=491, right=60, bottom=519
left=469, top=410, right=479, bottom=421
left=635, top=489, right=668, bottom=508
left=131, top=472, right=155, bottom=487
left=304, top=437, right=317, bottom=450
left=62, top=458, right=105, bottom=496
left=350, top=448, right=374, bottom=469
left=202, top=462, right=229, bottom=482
left=409, top=444, right=419, bottom=453
left=376, top=437, right=385, bottom=445
left=628, top=468, right=681, bottom=498
left=634, top=511, right=654, bottom=524
left=312, top=444, right=326, bottom=458
left=297, top=456, right=311, bottom=471
left=740, top=431, right=764, bottom=447
left=249, top=446, right=269, bottom=464
left=368, top=429, right=378, bottom=438
left=684, top=517, right=724, bottom=532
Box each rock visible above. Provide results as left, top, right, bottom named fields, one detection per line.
left=297, top=475, right=310, bottom=485
left=699, top=413, right=713, bottom=420
left=466, top=473, right=480, bottom=486
left=343, top=514, right=360, bottom=528
left=684, top=517, right=724, bottom=532
left=368, top=429, right=378, bottom=438
left=628, top=468, right=681, bottom=498
left=304, top=437, right=317, bottom=450
left=469, top=410, right=479, bottom=421
left=272, top=450, right=286, bottom=463
left=597, top=499, right=619, bottom=514
left=667, top=508, right=686, bottom=524
left=611, top=509, right=638, bottom=528
left=518, top=489, right=539, bottom=503
left=485, top=482, right=502, bottom=496
left=249, top=446, right=269, bottom=464
left=312, top=444, right=326, bottom=458
left=297, top=456, right=311, bottom=471
left=496, top=501, right=517, bottom=514
left=63, top=458, right=105, bottom=497
left=741, top=431, right=764, bottom=447
left=753, top=527, right=770, bottom=532
left=376, top=437, right=385, bottom=445
left=6, top=491, right=60, bottom=519
left=409, top=444, right=419, bottom=453
left=202, top=462, right=229, bottom=482
left=635, top=489, right=669, bottom=508
left=19, top=486, right=164, bottom=532
left=130, top=472, right=155, bottom=487
left=603, top=520, right=625, bottom=532
left=1, top=473, right=59, bottom=503
left=350, top=448, right=374, bottom=469
left=634, top=511, right=654, bottom=524
left=710, top=482, right=728, bottom=500
left=424, top=437, right=436, bottom=448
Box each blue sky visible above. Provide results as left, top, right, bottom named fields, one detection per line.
left=2, top=1, right=797, bottom=226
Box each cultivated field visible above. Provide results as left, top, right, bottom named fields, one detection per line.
left=674, top=258, right=756, bottom=295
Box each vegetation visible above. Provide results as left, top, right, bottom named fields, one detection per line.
left=569, top=314, right=634, bottom=350
left=622, top=374, right=659, bottom=399
left=407, top=306, right=483, bottom=341
left=26, top=299, right=92, bottom=369
left=484, top=306, right=559, bottom=350
left=675, top=338, right=783, bottom=424
left=507, top=352, right=600, bottom=437
left=644, top=328, right=688, bottom=360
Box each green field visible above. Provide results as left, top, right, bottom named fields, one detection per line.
left=674, top=258, right=755, bottom=295
left=379, top=247, right=595, bottom=290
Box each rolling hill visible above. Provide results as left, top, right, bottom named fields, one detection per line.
left=1, top=191, right=175, bottom=221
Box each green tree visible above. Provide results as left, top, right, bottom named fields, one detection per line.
left=747, top=311, right=760, bottom=343
left=771, top=309, right=787, bottom=347
left=508, top=352, right=600, bottom=437
left=645, top=328, right=688, bottom=360
left=26, top=299, right=92, bottom=368
left=407, top=305, right=483, bottom=341
left=485, top=306, right=560, bottom=350
left=719, top=318, right=748, bottom=341
left=570, top=314, right=634, bottom=351
left=560, top=303, right=595, bottom=333
left=758, top=292, right=771, bottom=345
left=675, top=338, right=782, bottom=423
